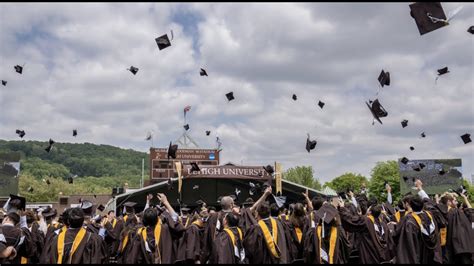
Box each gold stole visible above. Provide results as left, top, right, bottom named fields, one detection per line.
left=411, top=211, right=434, bottom=234
left=192, top=219, right=204, bottom=228
left=21, top=257, right=28, bottom=264
left=224, top=227, right=243, bottom=247
left=138, top=219, right=162, bottom=263
left=316, top=225, right=337, bottom=264
left=395, top=211, right=401, bottom=223
left=57, top=227, right=87, bottom=264
left=123, top=215, right=128, bottom=223
left=112, top=218, right=117, bottom=229
left=295, top=227, right=303, bottom=243
left=258, top=218, right=280, bottom=258
left=121, top=234, right=129, bottom=252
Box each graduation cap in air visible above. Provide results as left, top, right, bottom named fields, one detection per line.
left=437, top=67, right=449, bottom=76
left=421, top=132, right=426, bottom=138
left=226, top=92, right=234, bottom=101
left=438, top=169, right=446, bottom=175
left=292, top=94, right=297, bottom=101
left=155, top=34, right=171, bottom=50
left=400, top=157, right=409, bottom=165
left=234, top=187, right=241, bottom=200
left=401, top=120, right=408, bottom=128
left=14, top=65, right=23, bottom=74
left=80, top=200, right=94, bottom=215
left=270, top=194, right=287, bottom=209
left=68, top=176, right=74, bottom=184
left=200, top=68, right=208, bottom=76
left=206, top=130, right=211, bottom=136
left=16, top=129, right=26, bottom=138
left=419, top=163, right=426, bottom=169
left=45, top=179, right=51, bottom=185
left=306, top=134, right=317, bottom=153
left=9, top=194, right=26, bottom=211
left=264, top=165, right=274, bottom=176
left=192, top=185, right=199, bottom=190
left=402, top=176, right=409, bottom=182
left=366, top=99, right=388, bottom=125
left=315, top=204, right=338, bottom=224
left=452, top=185, right=467, bottom=196
left=127, top=66, right=139, bottom=75
left=123, top=202, right=137, bottom=213
left=409, top=2, right=448, bottom=35
left=167, top=141, right=178, bottom=159
left=242, top=197, right=255, bottom=207
left=338, top=191, right=347, bottom=200
left=45, top=139, right=55, bottom=153
left=1, top=80, right=6, bottom=86
left=183, top=124, right=190, bottom=131
left=249, top=182, right=259, bottom=196
left=410, top=146, right=415, bottom=151
left=190, top=162, right=200, bottom=172
left=166, top=178, right=173, bottom=190
left=461, top=133, right=471, bottom=144
left=27, top=186, right=34, bottom=193
left=97, top=204, right=106, bottom=212
left=42, top=207, right=57, bottom=218
left=413, top=165, right=422, bottom=172
left=378, top=70, right=390, bottom=87
left=72, top=129, right=77, bottom=137
left=468, top=26, right=474, bottom=34
left=318, top=100, right=325, bottom=109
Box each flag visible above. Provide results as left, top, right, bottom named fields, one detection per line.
left=275, top=162, right=282, bottom=195
left=216, top=137, right=222, bottom=150
left=175, top=162, right=183, bottom=193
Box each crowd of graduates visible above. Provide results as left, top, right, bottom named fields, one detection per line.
left=0, top=179, right=473, bottom=264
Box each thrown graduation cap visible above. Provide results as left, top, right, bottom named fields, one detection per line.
left=166, top=178, right=173, bottom=190
left=437, top=67, right=449, bottom=75
left=292, top=94, right=297, bottom=101
left=338, top=191, right=347, bottom=200
left=468, top=26, right=474, bottom=34
left=16, top=129, right=26, bottom=138
left=402, top=176, right=409, bottom=182
left=366, top=99, right=388, bottom=125
left=264, top=165, right=274, bottom=176
left=234, top=187, right=241, bottom=201
left=167, top=141, right=178, bottom=159
left=226, top=91, right=235, bottom=101
left=249, top=182, right=258, bottom=196
left=409, top=2, right=448, bottom=35
left=413, top=165, right=421, bottom=172
left=410, top=146, right=415, bottom=151
left=271, top=194, right=287, bottom=209
left=97, top=204, right=106, bottom=212
left=44, top=179, right=51, bottom=185
left=128, top=66, right=139, bottom=75
left=73, top=129, right=77, bottom=137
left=155, top=34, right=171, bottom=50
left=200, top=68, right=208, bottom=76
left=9, top=194, right=26, bottom=211
left=145, top=131, right=153, bottom=141
left=1, top=80, right=6, bottom=86
left=401, top=120, right=408, bottom=128
left=14, top=65, right=23, bottom=74
left=192, top=185, right=199, bottom=190
left=421, top=132, right=426, bottom=138
left=400, top=157, right=409, bottom=164
left=461, top=133, right=471, bottom=144
left=183, top=124, right=190, bottom=131
left=318, top=100, right=325, bottom=109
left=306, top=134, right=317, bottom=153
left=123, top=201, right=137, bottom=208
left=190, top=162, right=200, bottom=172
left=315, top=204, right=338, bottom=224
left=206, top=130, right=211, bottom=136
left=439, top=169, right=446, bottom=175
left=27, top=186, right=34, bottom=193
left=45, top=139, right=55, bottom=153
left=68, top=176, right=74, bottom=184
left=378, top=70, right=390, bottom=87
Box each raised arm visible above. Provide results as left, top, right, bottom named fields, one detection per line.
left=415, top=179, right=429, bottom=200
left=386, top=183, right=393, bottom=204
left=250, top=186, right=272, bottom=214
left=460, top=193, right=472, bottom=209
left=337, top=198, right=368, bottom=233
left=157, top=193, right=177, bottom=219
left=303, top=189, right=313, bottom=212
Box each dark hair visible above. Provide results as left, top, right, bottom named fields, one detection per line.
left=225, top=213, right=240, bottom=227
left=270, top=203, right=280, bottom=217
left=397, top=200, right=404, bottom=210
left=25, top=210, right=36, bottom=225
left=409, top=196, right=424, bottom=212
left=440, top=194, right=454, bottom=205
left=290, top=203, right=306, bottom=228
left=208, top=206, right=217, bottom=212
left=143, top=208, right=158, bottom=227
left=62, top=209, right=71, bottom=227
left=108, top=210, right=115, bottom=215
left=68, top=208, right=85, bottom=228
left=6, top=212, right=20, bottom=225
left=257, top=202, right=271, bottom=219
left=312, top=197, right=325, bottom=211
left=368, top=196, right=378, bottom=208
left=371, top=204, right=382, bottom=218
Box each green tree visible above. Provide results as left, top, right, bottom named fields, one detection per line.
left=368, top=160, right=401, bottom=203
left=324, top=172, right=368, bottom=193
left=283, top=166, right=322, bottom=190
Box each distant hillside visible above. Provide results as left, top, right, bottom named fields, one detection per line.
left=0, top=140, right=150, bottom=201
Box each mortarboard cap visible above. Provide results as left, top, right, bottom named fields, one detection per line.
left=318, top=100, right=325, bottom=109
left=28, top=186, right=34, bottom=193
left=306, top=134, right=317, bottom=153
left=42, top=207, right=57, bottom=218
left=264, top=165, right=274, bottom=175
left=468, top=26, right=474, bottom=34
left=9, top=194, right=26, bottom=211
left=401, top=119, right=408, bottom=128
left=419, top=163, right=426, bottom=169
left=183, top=124, right=190, bottom=131
left=292, top=94, right=297, bottom=101
left=190, top=162, right=200, bottom=172
left=383, top=202, right=396, bottom=216
left=437, top=67, right=449, bottom=75
left=68, top=176, right=74, bottom=184
left=14, top=65, right=23, bottom=74
left=421, top=132, right=426, bottom=138
left=193, top=185, right=199, bottom=190
left=1, top=80, right=6, bottom=86
left=461, top=133, right=471, bottom=144
left=402, top=176, right=409, bottom=182
left=438, top=169, right=446, bottom=175
left=128, top=66, right=139, bottom=75
left=413, top=165, right=421, bottom=172
left=226, top=92, right=234, bottom=101
left=315, top=204, right=338, bottom=224
left=49, top=139, right=55, bottom=145
left=73, top=129, right=77, bottom=137
left=200, top=68, right=208, bottom=76
left=378, top=70, right=390, bottom=87
left=270, top=194, right=286, bottom=209
left=242, top=197, right=255, bottom=207
left=155, top=34, right=171, bottom=50
left=410, top=146, right=415, bottom=151
left=400, top=157, right=409, bottom=164
left=409, top=2, right=448, bottom=36
left=46, top=179, right=51, bottom=185
left=206, top=130, right=211, bottom=136
left=167, top=141, right=178, bottom=159
left=338, top=191, right=347, bottom=200
left=16, top=129, right=26, bottom=138
left=366, top=99, right=388, bottom=125
left=97, top=204, right=105, bottom=212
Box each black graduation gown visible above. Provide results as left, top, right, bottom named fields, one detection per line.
left=104, top=218, right=123, bottom=259
left=394, top=212, right=442, bottom=264
left=283, top=220, right=308, bottom=263
left=338, top=206, right=395, bottom=264
left=23, top=222, right=45, bottom=264
left=175, top=221, right=205, bottom=264
left=0, top=225, right=35, bottom=264
left=212, top=227, right=246, bottom=264
left=243, top=218, right=290, bottom=264
left=40, top=227, right=106, bottom=264
left=445, top=208, right=474, bottom=264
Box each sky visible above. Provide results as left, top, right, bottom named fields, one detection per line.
left=0, top=3, right=473, bottom=184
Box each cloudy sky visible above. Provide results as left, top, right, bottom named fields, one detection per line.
left=1, top=3, right=473, bottom=183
